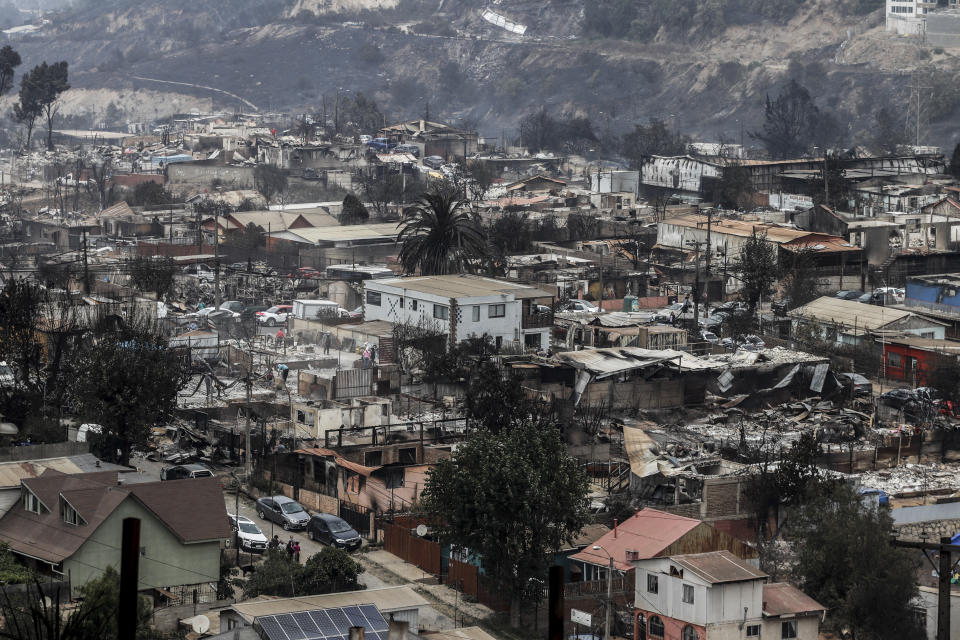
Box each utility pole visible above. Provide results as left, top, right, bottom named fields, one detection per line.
left=118, top=518, right=141, bottom=640
left=705, top=208, right=713, bottom=277
left=823, top=154, right=830, bottom=208
left=686, top=240, right=704, bottom=335
left=891, top=536, right=959, bottom=640
left=604, top=555, right=613, bottom=640
left=244, top=376, right=253, bottom=478
left=213, top=204, right=221, bottom=308
left=912, top=71, right=932, bottom=147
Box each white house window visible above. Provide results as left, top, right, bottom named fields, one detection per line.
left=472, top=306, right=480, bottom=322
left=410, top=299, right=418, bottom=311
left=61, top=501, right=79, bottom=526
left=648, top=616, right=665, bottom=639
left=489, top=304, right=505, bottom=318
left=782, top=620, right=798, bottom=639
left=434, top=305, right=449, bottom=320
left=647, top=573, right=658, bottom=594
left=681, top=626, right=698, bottom=640
left=366, top=291, right=381, bottom=306
left=682, top=583, right=695, bottom=604
left=23, top=491, right=39, bottom=514
left=746, top=624, right=761, bottom=637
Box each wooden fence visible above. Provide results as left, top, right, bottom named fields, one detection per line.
left=447, top=559, right=510, bottom=612
left=382, top=520, right=442, bottom=576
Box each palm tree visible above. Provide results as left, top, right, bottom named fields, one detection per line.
left=397, top=182, right=486, bottom=275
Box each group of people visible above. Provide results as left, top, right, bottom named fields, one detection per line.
left=268, top=534, right=301, bottom=562
left=361, top=342, right=378, bottom=369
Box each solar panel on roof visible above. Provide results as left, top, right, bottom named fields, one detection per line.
left=343, top=605, right=368, bottom=630
left=359, top=605, right=389, bottom=631
left=258, top=617, right=289, bottom=640
left=310, top=610, right=339, bottom=637
left=294, top=612, right=320, bottom=635
left=325, top=608, right=351, bottom=631
left=256, top=605, right=390, bottom=640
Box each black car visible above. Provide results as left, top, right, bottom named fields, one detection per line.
left=423, top=155, right=444, bottom=169
left=835, top=290, right=865, bottom=301
left=255, top=495, right=309, bottom=530
left=306, top=513, right=362, bottom=551
left=160, top=464, right=213, bottom=481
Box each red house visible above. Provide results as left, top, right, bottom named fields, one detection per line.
left=877, top=335, right=960, bottom=385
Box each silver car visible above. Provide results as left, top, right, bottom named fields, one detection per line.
left=255, top=495, right=309, bottom=530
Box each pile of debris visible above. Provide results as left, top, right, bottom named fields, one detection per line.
left=859, top=462, right=960, bottom=497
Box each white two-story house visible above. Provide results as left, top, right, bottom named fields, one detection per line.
left=362, top=275, right=555, bottom=350
left=633, top=551, right=825, bottom=640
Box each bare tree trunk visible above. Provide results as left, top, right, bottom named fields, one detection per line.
left=510, top=596, right=521, bottom=628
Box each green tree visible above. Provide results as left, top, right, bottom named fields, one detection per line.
left=0, top=45, right=21, bottom=97
left=397, top=181, right=486, bottom=275
left=778, top=245, right=823, bottom=312
left=244, top=548, right=364, bottom=598
left=254, top=164, right=288, bottom=204
left=68, top=323, right=190, bottom=465
left=127, top=256, right=177, bottom=299
left=224, top=222, right=266, bottom=251
left=20, top=61, right=70, bottom=151
left=0, top=567, right=158, bottom=640
left=13, top=70, right=42, bottom=150
left=464, top=357, right=530, bottom=433
left=736, top=229, right=777, bottom=312
left=751, top=79, right=819, bottom=159
left=789, top=484, right=919, bottom=640
left=420, top=419, right=590, bottom=627
left=0, top=542, right=31, bottom=585
left=339, top=193, right=369, bottom=225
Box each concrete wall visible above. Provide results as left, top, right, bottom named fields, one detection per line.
left=67, top=497, right=222, bottom=597
left=166, top=163, right=255, bottom=188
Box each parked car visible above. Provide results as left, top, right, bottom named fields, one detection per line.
left=257, top=305, right=293, bottom=326
left=255, top=495, right=309, bottom=530
left=655, top=303, right=685, bottom=323
left=702, top=312, right=729, bottom=331
left=348, top=306, right=364, bottom=319
left=228, top=514, right=268, bottom=552
left=839, top=372, right=872, bottom=396
left=564, top=300, right=600, bottom=313
left=858, top=487, right=890, bottom=509
left=160, top=464, right=213, bottom=481
left=240, top=305, right=269, bottom=320
left=394, top=144, right=420, bottom=157
left=700, top=330, right=719, bottom=344
left=302, top=168, right=320, bottom=180
left=306, top=513, right=362, bottom=551
left=423, top=155, right=444, bottom=169
left=835, top=290, right=865, bottom=301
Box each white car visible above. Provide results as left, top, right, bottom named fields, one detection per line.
left=257, top=305, right=293, bottom=326
left=228, top=513, right=268, bottom=552
left=566, top=300, right=600, bottom=313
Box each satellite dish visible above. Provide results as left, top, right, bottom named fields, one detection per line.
left=185, top=615, right=210, bottom=634
left=415, top=524, right=428, bottom=537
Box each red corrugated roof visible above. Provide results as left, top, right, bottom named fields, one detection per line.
left=762, top=583, right=826, bottom=617
left=569, top=508, right=700, bottom=571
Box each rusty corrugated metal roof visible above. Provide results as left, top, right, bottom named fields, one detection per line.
left=672, top=550, right=767, bottom=584
left=762, top=582, right=826, bottom=616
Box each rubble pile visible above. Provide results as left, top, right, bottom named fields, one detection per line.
left=859, top=463, right=960, bottom=496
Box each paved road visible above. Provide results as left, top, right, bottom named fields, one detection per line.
left=222, top=490, right=392, bottom=591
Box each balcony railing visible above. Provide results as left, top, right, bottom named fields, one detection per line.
left=522, top=311, right=554, bottom=329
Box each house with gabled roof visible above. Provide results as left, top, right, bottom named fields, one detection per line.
left=0, top=470, right=230, bottom=598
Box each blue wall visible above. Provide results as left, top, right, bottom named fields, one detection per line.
left=906, top=280, right=960, bottom=307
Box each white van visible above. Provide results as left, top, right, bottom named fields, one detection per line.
left=292, top=299, right=348, bottom=320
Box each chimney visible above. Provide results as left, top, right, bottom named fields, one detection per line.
left=614, top=518, right=618, bottom=538
left=387, top=620, right=409, bottom=640
left=419, top=119, right=425, bottom=133
left=349, top=627, right=365, bottom=640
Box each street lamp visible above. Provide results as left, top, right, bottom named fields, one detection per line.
left=592, top=545, right=615, bottom=640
